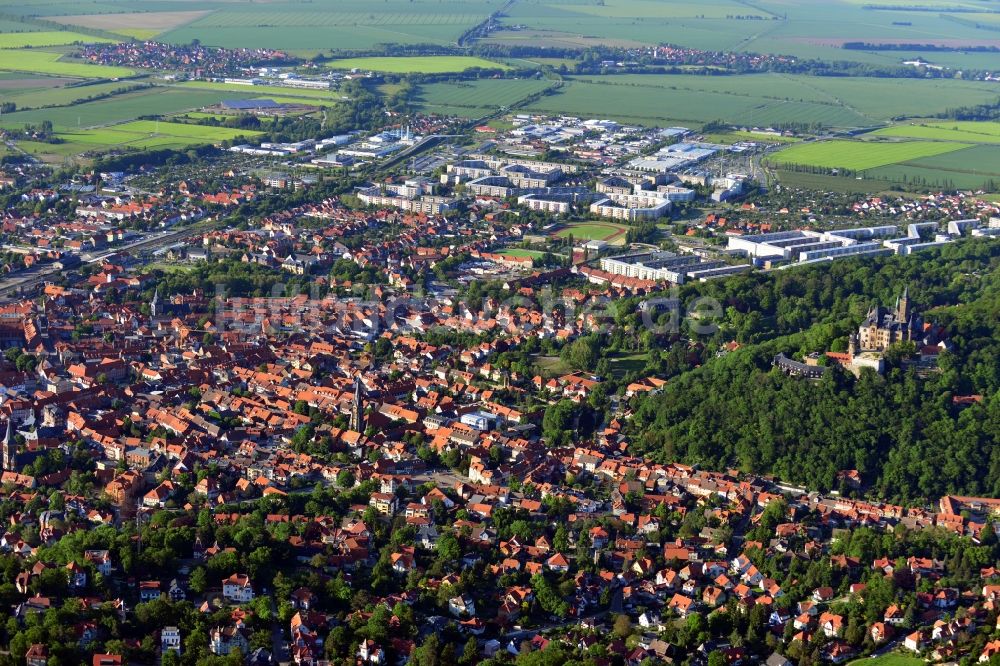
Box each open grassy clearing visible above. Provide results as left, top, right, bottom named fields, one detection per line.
left=0, top=50, right=134, bottom=78
left=15, top=120, right=263, bottom=162
left=609, top=352, right=649, bottom=378
left=769, top=140, right=971, bottom=171
left=533, top=355, right=572, bottom=378
left=0, top=31, right=115, bottom=48
left=327, top=56, right=509, bottom=74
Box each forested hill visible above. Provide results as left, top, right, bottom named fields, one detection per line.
left=630, top=239, right=1000, bottom=503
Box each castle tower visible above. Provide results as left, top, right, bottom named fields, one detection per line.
left=350, top=376, right=365, bottom=432
left=848, top=332, right=858, bottom=360
left=898, top=286, right=910, bottom=323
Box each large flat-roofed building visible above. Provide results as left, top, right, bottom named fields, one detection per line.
left=590, top=193, right=671, bottom=221
left=500, top=163, right=562, bottom=188
left=599, top=251, right=747, bottom=284
left=517, top=192, right=595, bottom=214
left=728, top=226, right=900, bottom=263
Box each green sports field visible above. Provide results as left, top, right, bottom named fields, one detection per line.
left=499, top=249, right=549, bottom=259
left=553, top=222, right=629, bottom=243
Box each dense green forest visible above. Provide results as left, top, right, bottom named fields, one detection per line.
left=630, top=239, right=1000, bottom=502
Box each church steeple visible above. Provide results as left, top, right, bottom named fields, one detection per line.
left=350, top=376, right=365, bottom=433
left=2, top=418, right=15, bottom=471
left=150, top=288, right=160, bottom=318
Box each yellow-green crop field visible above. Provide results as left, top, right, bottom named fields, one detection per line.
left=0, top=50, right=134, bottom=78
left=768, top=140, right=971, bottom=172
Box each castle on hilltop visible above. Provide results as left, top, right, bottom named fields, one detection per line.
left=852, top=287, right=924, bottom=354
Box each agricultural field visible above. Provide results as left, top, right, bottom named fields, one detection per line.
left=50, top=10, right=210, bottom=39
left=552, top=221, right=629, bottom=243
left=488, top=0, right=1000, bottom=69
left=769, top=133, right=1000, bottom=190
left=2, top=81, right=142, bottom=111
left=414, top=79, right=554, bottom=116
left=0, top=31, right=114, bottom=48
left=154, top=0, right=504, bottom=52
left=768, top=140, right=970, bottom=171
left=327, top=56, right=509, bottom=74
left=863, top=145, right=1000, bottom=190
left=0, top=88, right=236, bottom=131
left=0, top=50, right=134, bottom=78
left=515, top=74, right=1000, bottom=129
left=869, top=121, right=1000, bottom=145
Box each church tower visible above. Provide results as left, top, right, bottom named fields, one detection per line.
left=2, top=418, right=15, bottom=472
left=350, top=376, right=365, bottom=432
left=150, top=288, right=160, bottom=318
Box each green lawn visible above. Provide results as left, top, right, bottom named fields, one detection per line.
left=533, top=355, right=572, bottom=378
left=848, top=654, right=925, bottom=666
left=499, top=248, right=549, bottom=259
